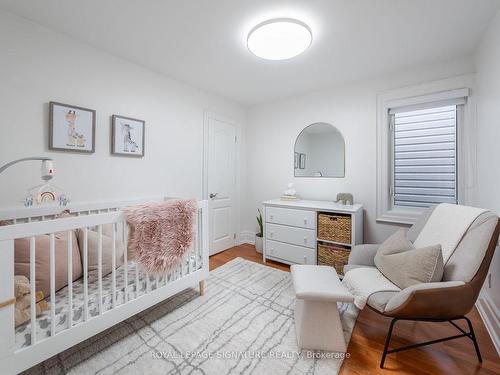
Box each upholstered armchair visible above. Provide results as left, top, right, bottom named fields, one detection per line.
left=344, top=207, right=500, bottom=368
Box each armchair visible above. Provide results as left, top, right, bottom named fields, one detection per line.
left=345, top=207, right=500, bottom=368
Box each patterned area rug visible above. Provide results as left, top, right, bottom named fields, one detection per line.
left=24, top=258, right=359, bottom=375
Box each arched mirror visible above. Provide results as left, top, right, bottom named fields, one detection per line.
left=294, top=122, right=345, bottom=177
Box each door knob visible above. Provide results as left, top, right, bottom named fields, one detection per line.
left=209, top=193, right=218, bottom=199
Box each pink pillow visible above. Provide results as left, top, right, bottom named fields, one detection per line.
left=15, top=231, right=83, bottom=298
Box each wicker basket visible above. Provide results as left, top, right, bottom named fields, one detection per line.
left=317, top=243, right=350, bottom=275
left=317, top=213, right=352, bottom=244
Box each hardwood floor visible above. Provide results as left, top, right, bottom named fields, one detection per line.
left=210, top=244, right=500, bottom=375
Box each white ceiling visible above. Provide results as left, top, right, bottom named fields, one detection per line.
left=1, top=0, right=499, bottom=106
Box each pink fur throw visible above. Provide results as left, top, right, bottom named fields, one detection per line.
left=122, top=199, right=197, bottom=275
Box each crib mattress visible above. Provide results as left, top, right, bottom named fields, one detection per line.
left=15, top=256, right=202, bottom=349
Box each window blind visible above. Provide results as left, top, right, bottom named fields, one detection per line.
left=392, top=104, right=457, bottom=208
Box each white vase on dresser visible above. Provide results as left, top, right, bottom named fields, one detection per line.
left=262, top=199, right=363, bottom=272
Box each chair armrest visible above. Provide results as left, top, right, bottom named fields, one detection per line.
left=348, top=244, right=379, bottom=266
left=383, top=281, right=471, bottom=319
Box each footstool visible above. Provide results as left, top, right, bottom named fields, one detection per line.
left=290, top=265, right=354, bottom=352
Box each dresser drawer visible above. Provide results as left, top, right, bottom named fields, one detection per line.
left=266, top=223, right=315, bottom=249
left=265, top=240, right=316, bottom=265
left=265, top=206, right=315, bottom=229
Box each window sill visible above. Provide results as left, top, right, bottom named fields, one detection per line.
left=376, top=207, right=425, bottom=225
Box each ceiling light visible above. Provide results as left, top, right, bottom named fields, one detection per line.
left=247, top=18, right=312, bottom=60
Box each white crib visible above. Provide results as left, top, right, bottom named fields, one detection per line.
left=0, top=196, right=209, bottom=374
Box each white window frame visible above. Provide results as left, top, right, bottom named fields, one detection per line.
left=376, top=80, right=473, bottom=224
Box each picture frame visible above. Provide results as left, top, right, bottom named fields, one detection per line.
left=299, top=153, right=306, bottom=169
left=294, top=152, right=299, bottom=169
left=111, top=115, right=145, bottom=157
left=49, top=101, right=96, bottom=153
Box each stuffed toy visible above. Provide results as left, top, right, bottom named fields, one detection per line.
left=14, top=275, right=48, bottom=327
left=336, top=193, right=354, bottom=205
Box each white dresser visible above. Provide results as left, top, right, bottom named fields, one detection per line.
left=262, top=199, right=363, bottom=271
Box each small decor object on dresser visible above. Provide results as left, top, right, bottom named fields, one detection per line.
left=336, top=192, right=353, bottom=205
left=49, top=101, right=96, bottom=153
left=112, top=115, right=145, bottom=157
left=281, top=182, right=300, bottom=201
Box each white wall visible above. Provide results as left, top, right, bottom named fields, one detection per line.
left=475, top=8, right=500, bottom=339
left=0, top=11, right=246, bottom=221
left=244, top=58, right=476, bottom=243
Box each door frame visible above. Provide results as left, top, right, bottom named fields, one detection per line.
left=202, top=110, right=241, bottom=249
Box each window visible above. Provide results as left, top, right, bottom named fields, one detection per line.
left=390, top=105, right=458, bottom=208
left=376, top=83, right=472, bottom=224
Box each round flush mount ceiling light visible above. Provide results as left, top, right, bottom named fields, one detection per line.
left=247, top=18, right=312, bottom=60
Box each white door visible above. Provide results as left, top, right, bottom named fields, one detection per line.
left=206, top=116, right=236, bottom=255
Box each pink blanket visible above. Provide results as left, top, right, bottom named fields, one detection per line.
left=123, top=199, right=197, bottom=275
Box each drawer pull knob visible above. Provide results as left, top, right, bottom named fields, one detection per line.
left=270, top=215, right=274, bottom=220
left=304, top=218, right=308, bottom=224
left=303, top=256, right=307, bottom=263
left=303, top=237, right=307, bottom=243
left=270, top=231, right=274, bottom=237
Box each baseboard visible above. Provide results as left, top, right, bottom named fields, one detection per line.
left=476, top=289, right=500, bottom=356
left=238, top=230, right=255, bottom=245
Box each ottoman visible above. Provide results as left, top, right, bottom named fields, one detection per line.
left=291, top=265, right=354, bottom=352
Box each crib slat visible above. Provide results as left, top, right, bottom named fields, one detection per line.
left=49, top=233, right=56, bottom=337
left=111, top=223, right=116, bottom=309
left=155, top=275, right=159, bottom=290
left=188, top=244, right=192, bottom=275
left=195, top=211, right=200, bottom=270
left=97, top=225, right=103, bottom=314
left=29, top=236, right=36, bottom=345
left=146, top=273, right=151, bottom=293
left=193, top=218, right=197, bottom=271
left=135, top=263, right=139, bottom=298
left=83, top=228, right=89, bottom=321
left=123, top=222, right=128, bottom=303
left=67, top=230, right=73, bottom=328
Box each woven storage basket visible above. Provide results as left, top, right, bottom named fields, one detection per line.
left=317, top=243, right=350, bottom=275
left=317, top=213, right=352, bottom=244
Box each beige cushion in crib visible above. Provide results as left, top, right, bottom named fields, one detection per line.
left=77, top=224, right=125, bottom=282
left=14, top=231, right=83, bottom=297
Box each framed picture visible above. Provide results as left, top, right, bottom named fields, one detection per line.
left=49, top=102, right=96, bottom=153
left=111, top=115, right=145, bottom=157
left=299, top=153, right=306, bottom=169
left=294, top=152, right=299, bottom=169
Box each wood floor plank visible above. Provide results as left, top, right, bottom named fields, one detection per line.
left=209, top=244, right=500, bottom=374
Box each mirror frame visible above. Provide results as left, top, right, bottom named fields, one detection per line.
left=293, top=122, right=345, bottom=178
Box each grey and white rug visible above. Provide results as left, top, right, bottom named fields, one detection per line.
left=24, top=258, right=359, bottom=375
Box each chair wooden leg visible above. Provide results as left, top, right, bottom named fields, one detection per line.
left=380, top=318, right=398, bottom=368
left=199, top=280, right=205, bottom=296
